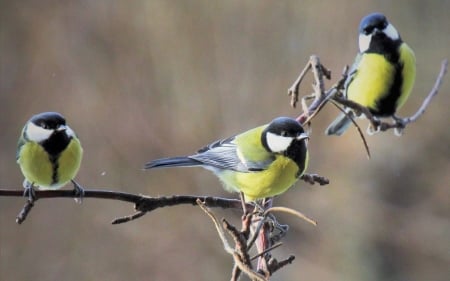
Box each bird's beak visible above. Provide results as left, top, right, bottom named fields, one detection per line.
left=373, top=28, right=382, bottom=35
left=56, top=125, right=67, bottom=131
left=296, top=132, right=309, bottom=141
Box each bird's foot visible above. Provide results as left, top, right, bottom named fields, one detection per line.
left=22, top=181, right=36, bottom=203
left=366, top=118, right=381, bottom=135
left=266, top=214, right=289, bottom=243
left=392, top=115, right=406, bottom=136
left=71, top=180, right=85, bottom=204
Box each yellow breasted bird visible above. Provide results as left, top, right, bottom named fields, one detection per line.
left=144, top=117, right=309, bottom=202
left=325, top=12, right=416, bottom=135
left=17, top=112, right=84, bottom=201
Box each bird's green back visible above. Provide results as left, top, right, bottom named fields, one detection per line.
left=234, top=124, right=272, bottom=163
left=396, top=43, right=416, bottom=109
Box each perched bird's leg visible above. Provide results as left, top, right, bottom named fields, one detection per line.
left=22, top=181, right=36, bottom=203
left=266, top=213, right=289, bottom=243
left=392, top=115, right=406, bottom=136
left=252, top=200, right=267, bottom=214
left=366, top=116, right=381, bottom=135
left=71, top=179, right=85, bottom=204
left=239, top=192, right=249, bottom=215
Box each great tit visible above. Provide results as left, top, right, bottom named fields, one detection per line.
left=17, top=112, right=84, bottom=201
left=145, top=117, right=309, bottom=202
left=325, top=12, right=416, bottom=135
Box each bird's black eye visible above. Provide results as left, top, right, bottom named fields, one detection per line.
left=363, top=26, right=373, bottom=35
left=280, top=131, right=288, bottom=137
left=40, top=123, right=49, bottom=129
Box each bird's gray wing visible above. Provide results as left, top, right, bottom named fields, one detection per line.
left=16, top=127, right=28, bottom=161
left=344, top=53, right=362, bottom=97
left=191, top=137, right=273, bottom=173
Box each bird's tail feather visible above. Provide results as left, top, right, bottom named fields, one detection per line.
left=325, top=112, right=353, bottom=136
left=144, top=156, right=202, bottom=169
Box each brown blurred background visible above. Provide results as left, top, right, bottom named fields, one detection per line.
left=1, top=1, right=449, bottom=280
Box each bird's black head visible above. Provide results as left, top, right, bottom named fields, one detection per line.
left=358, top=13, right=401, bottom=57
left=25, top=112, right=74, bottom=156
left=261, top=117, right=309, bottom=176
left=359, top=13, right=388, bottom=35
left=30, top=112, right=66, bottom=130
left=261, top=117, right=308, bottom=153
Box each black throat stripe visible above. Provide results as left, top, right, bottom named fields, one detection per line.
left=41, top=131, right=72, bottom=185
left=366, top=35, right=404, bottom=116
left=49, top=155, right=59, bottom=185
left=373, top=62, right=404, bottom=116
left=285, top=140, right=308, bottom=178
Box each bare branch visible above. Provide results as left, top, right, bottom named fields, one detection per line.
left=293, top=59, right=348, bottom=125
left=300, top=173, right=330, bottom=186
left=111, top=211, right=147, bottom=224
left=16, top=200, right=34, bottom=224
left=407, top=59, right=448, bottom=122
left=288, top=55, right=332, bottom=115
left=251, top=243, right=283, bottom=261
left=288, top=58, right=313, bottom=108
left=197, top=199, right=235, bottom=254
left=373, top=59, right=449, bottom=132
left=0, top=188, right=246, bottom=224
left=197, top=199, right=268, bottom=281
left=267, top=255, right=296, bottom=275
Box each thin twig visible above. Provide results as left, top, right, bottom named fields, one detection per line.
left=197, top=199, right=235, bottom=254
left=247, top=215, right=266, bottom=250
left=111, top=211, right=147, bottom=224
left=16, top=199, right=34, bottom=224
left=288, top=59, right=313, bottom=108
left=299, top=65, right=349, bottom=125
left=197, top=199, right=267, bottom=281
left=295, top=59, right=348, bottom=125
left=251, top=242, right=283, bottom=261
left=300, top=173, right=330, bottom=186
left=267, top=255, right=296, bottom=274
left=376, top=59, right=448, bottom=131
left=332, top=96, right=379, bottom=129
left=407, top=59, right=448, bottom=122
left=264, top=206, right=317, bottom=226
left=328, top=99, right=371, bottom=159
left=233, top=252, right=267, bottom=281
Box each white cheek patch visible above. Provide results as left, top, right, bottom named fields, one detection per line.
left=266, top=132, right=293, bottom=153
left=25, top=122, right=53, bottom=143
left=359, top=33, right=371, bottom=53
left=383, top=23, right=399, bottom=41
left=64, top=126, right=75, bottom=138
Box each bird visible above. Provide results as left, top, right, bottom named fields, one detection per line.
left=144, top=117, right=309, bottom=202
left=16, top=112, right=84, bottom=201
left=325, top=12, right=416, bottom=136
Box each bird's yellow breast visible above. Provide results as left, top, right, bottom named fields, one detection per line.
left=219, top=155, right=302, bottom=202
left=17, top=138, right=83, bottom=189
left=347, top=53, right=396, bottom=110
left=347, top=43, right=415, bottom=114
left=18, top=142, right=54, bottom=187
left=57, top=138, right=83, bottom=186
